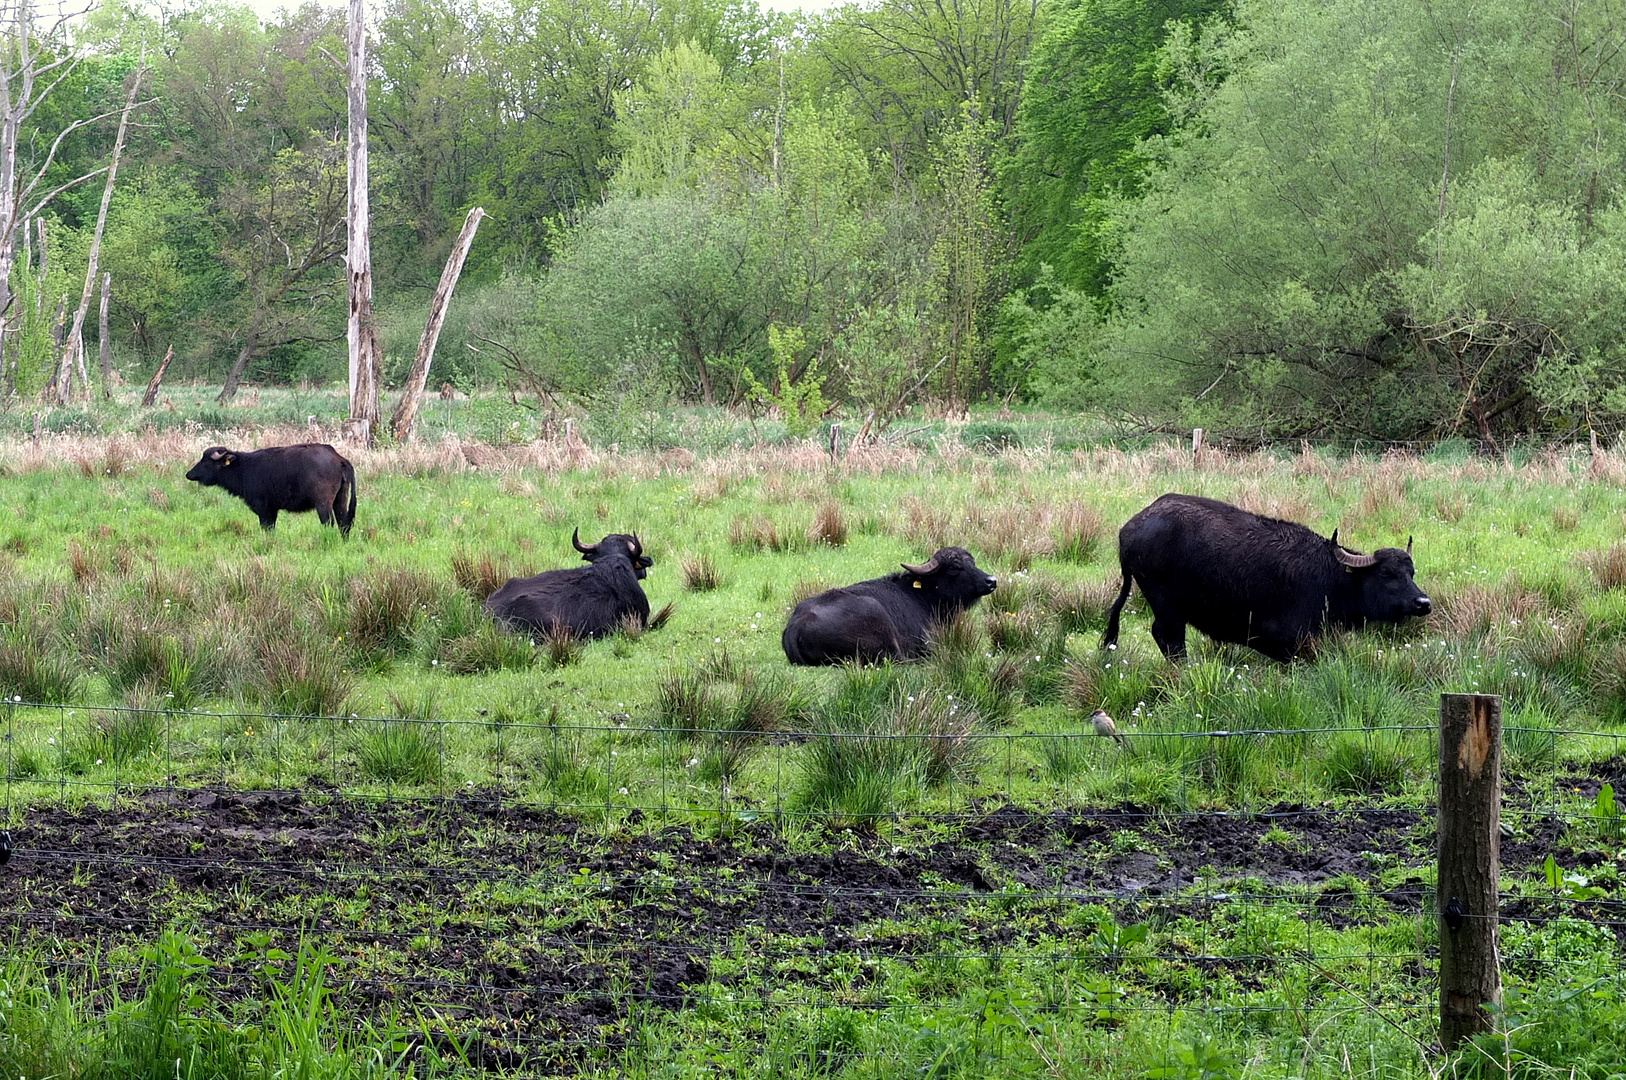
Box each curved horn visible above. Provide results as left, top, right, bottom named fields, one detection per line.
left=572, top=528, right=598, bottom=554
left=1406, top=535, right=1413, bottom=555
left=901, top=555, right=941, bottom=576
left=1334, top=546, right=1377, bottom=569
left=632, top=533, right=643, bottom=555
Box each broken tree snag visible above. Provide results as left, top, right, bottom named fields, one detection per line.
left=1438, top=692, right=1502, bottom=1052
left=390, top=205, right=485, bottom=443
left=98, top=271, right=113, bottom=396
left=141, top=345, right=174, bottom=407
left=344, top=0, right=382, bottom=444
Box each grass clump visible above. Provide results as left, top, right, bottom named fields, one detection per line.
left=358, top=698, right=444, bottom=786
left=1582, top=542, right=1626, bottom=590
left=347, top=567, right=441, bottom=656
left=1321, top=732, right=1413, bottom=794
left=808, top=501, right=848, bottom=547
left=680, top=552, right=724, bottom=592
left=439, top=622, right=535, bottom=675
left=1051, top=502, right=1106, bottom=563
left=794, top=666, right=986, bottom=827
left=253, top=631, right=353, bottom=718
left=0, top=627, right=81, bottom=705
left=450, top=547, right=515, bottom=600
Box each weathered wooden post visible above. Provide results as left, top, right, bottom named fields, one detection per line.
left=1438, top=692, right=1502, bottom=1051
left=1191, top=427, right=1204, bottom=461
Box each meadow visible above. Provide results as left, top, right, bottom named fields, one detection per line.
left=1, top=400, right=1625, bottom=1078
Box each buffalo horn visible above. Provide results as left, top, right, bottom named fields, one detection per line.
left=1334, top=545, right=1377, bottom=569
left=572, top=528, right=598, bottom=554
left=901, top=555, right=940, bottom=576
left=1406, top=535, right=1413, bottom=554
left=208, top=448, right=226, bottom=460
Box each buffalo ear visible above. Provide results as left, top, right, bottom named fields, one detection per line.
left=221, top=453, right=235, bottom=467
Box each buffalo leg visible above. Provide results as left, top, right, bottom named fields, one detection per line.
left=257, top=509, right=279, bottom=531
left=315, top=504, right=333, bottom=527
left=1149, top=617, right=1187, bottom=661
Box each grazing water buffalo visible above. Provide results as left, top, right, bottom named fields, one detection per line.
left=185, top=443, right=356, bottom=536
left=1102, top=494, right=1431, bottom=661
left=782, top=547, right=998, bottom=666
left=484, top=530, right=653, bottom=639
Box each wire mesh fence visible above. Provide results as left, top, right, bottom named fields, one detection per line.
left=1, top=698, right=1623, bottom=1076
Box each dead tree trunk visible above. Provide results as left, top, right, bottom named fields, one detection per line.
left=345, top=0, right=381, bottom=445
left=390, top=205, right=484, bottom=443
left=1438, top=692, right=1502, bottom=1051
left=141, top=344, right=173, bottom=407
left=218, top=323, right=260, bottom=405
left=98, top=271, right=112, bottom=396
left=58, top=64, right=142, bottom=404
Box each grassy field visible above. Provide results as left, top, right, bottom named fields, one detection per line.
left=1, top=406, right=1626, bottom=1078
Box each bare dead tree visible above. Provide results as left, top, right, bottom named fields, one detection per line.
left=345, top=0, right=382, bottom=444
left=390, top=205, right=484, bottom=443
left=50, top=62, right=143, bottom=404
left=1, top=0, right=134, bottom=373
left=97, top=269, right=110, bottom=393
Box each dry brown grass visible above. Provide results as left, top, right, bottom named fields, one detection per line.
left=1433, top=579, right=1551, bottom=638
left=790, top=577, right=836, bottom=607
left=1552, top=505, right=1581, bottom=532
left=808, top=501, right=849, bottom=547
left=681, top=552, right=724, bottom=592
left=451, top=549, right=516, bottom=601
left=728, top=515, right=797, bottom=553
left=1582, top=543, right=1626, bottom=591
left=1051, top=502, right=1106, bottom=563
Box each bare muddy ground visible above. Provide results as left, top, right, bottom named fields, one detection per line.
left=1, top=760, right=1621, bottom=1071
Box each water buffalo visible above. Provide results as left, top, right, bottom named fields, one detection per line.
left=1102, top=494, right=1431, bottom=661
left=484, top=530, right=654, bottom=639
left=185, top=443, right=356, bottom=536
left=782, top=547, right=998, bottom=666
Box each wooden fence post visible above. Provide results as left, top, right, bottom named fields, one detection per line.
left=1438, top=692, right=1502, bottom=1051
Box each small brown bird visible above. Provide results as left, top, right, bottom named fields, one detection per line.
left=1091, top=709, right=1128, bottom=749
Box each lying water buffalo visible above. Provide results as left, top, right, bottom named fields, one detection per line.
left=484, top=530, right=654, bottom=639
left=1102, top=494, right=1431, bottom=661
left=185, top=443, right=356, bottom=536
left=782, top=547, right=998, bottom=665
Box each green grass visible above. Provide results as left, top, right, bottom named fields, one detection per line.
left=5, top=417, right=1626, bottom=1078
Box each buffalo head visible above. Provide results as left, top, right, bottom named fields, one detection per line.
left=573, top=528, right=654, bottom=580
left=185, top=446, right=239, bottom=485
left=901, top=546, right=998, bottom=606
left=1330, top=531, right=1431, bottom=622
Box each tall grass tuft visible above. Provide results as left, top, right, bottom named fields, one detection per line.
left=347, top=567, right=441, bottom=655
left=1582, top=543, right=1626, bottom=591
left=67, top=706, right=163, bottom=772
left=1051, top=502, right=1105, bottom=563
left=808, top=501, right=849, bottom=547
left=1321, top=732, right=1412, bottom=794
left=359, top=694, right=443, bottom=785
left=0, top=627, right=80, bottom=704
left=794, top=667, right=985, bottom=826
left=647, top=601, right=677, bottom=631
left=656, top=667, right=723, bottom=736
left=451, top=547, right=515, bottom=600
left=539, top=624, right=583, bottom=668
left=253, top=632, right=353, bottom=717
left=681, top=552, right=724, bottom=592
left=439, top=622, right=535, bottom=675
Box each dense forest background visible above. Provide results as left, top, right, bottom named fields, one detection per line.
left=5, top=0, right=1626, bottom=442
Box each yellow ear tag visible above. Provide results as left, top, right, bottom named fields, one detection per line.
left=913, top=580, right=922, bottom=588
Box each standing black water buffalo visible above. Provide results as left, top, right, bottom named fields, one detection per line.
left=484, top=530, right=654, bottom=639
left=1102, top=494, right=1431, bottom=661
left=782, top=547, right=998, bottom=666
left=185, top=443, right=356, bottom=536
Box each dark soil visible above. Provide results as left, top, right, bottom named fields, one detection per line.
left=0, top=770, right=1619, bottom=1073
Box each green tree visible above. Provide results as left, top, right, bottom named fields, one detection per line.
left=1068, top=0, right=1626, bottom=439
left=1004, top=0, right=1229, bottom=295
